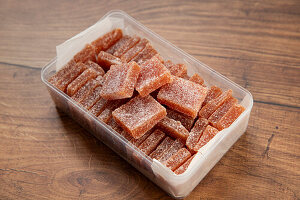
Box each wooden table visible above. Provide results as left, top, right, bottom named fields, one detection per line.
left=0, top=0, right=299, bottom=199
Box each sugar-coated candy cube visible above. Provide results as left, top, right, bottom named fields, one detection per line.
left=174, top=154, right=195, bottom=175
left=208, top=97, right=238, bottom=127
left=167, top=109, right=195, bottom=131
left=112, top=95, right=167, bottom=139
left=135, top=56, right=172, bottom=97
left=89, top=98, right=108, bottom=116
left=202, top=86, right=223, bottom=106
left=157, top=116, right=189, bottom=141
left=97, top=108, right=112, bottom=123
left=164, top=60, right=187, bottom=78
left=189, top=73, right=204, bottom=85
left=138, top=129, right=166, bottom=155
left=186, top=118, right=208, bottom=153
left=74, top=44, right=96, bottom=63
left=107, top=118, right=123, bottom=134
left=132, top=43, right=158, bottom=65
left=67, top=68, right=99, bottom=96
left=85, top=60, right=105, bottom=76
left=164, top=148, right=191, bottom=171
left=149, top=137, right=174, bottom=160
left=194, top=125, right=219, bottom=151
left=113, top=36, right=140, bottom=58
left=130, top=130, right=152, bottom=147
left=80, top=85, right=103, bottom=109
left=121, top=38, right=149, bottom=62
left=159, top=139, right=185, bottom=163
left=157, top=76, right=208, bottom=118
left=120, top=130, right=133, bottom=141
left=100, top=61, right=141, bottom=100
left=54, top=62, right=88, bottom=92
left=92, top=29, right=123, bottom=54
left=199, top=89, right=232, bottom=119
left=48, top=59, right=76, bottom=85
left=215, top=104, right=245, bottom=130
left=71, top=76, right=103, bottom=102
left=97, top=51, right=122, bottom=71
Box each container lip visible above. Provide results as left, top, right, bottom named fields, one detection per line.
left=40, top=9, right=254, bottom=184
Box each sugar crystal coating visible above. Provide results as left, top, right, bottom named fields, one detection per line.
left=159, top=138, right=185, bottom=163
left=120, top=130, right=133, bottom=141
left=71, top=76, right=103, bottom=102
left=174, top=154, right=195, bottom=175
left=91, top=29, right=123, bottom=54
left=67, top=68, right=99, bottom=96
left=74, top=44, right=96, bottom=63
left=167, top=109, right=195, bottom=131
left=164, top=60, right=187, bottom=78
left=186, top=118, right=208, bottom=153
left=149, top=137, right=174, bottom=160
left=208, top=97, right=238, bottom=127
left=97, top=51, right=122, bottom=71
left=202, top=86, right=223, bottom=106
left=157, top=76, right=208, bottom=118
left=107, top=118, right=123, bottom=134
left=89, top=98, right=108, bottom=116
left=97, top=108, right=112, bottom=123
left=157, top=116, right=189, bottom=141
left=164, top=148, right=191, bottom=171
left=132, top=43, right=158, bottom=65
left=194, top=125, right=219, bottom=151
left=135, top=56, right=172, bottom=97
left=215, top=104, right=245, bottom=130
left=112, top=95, right=167, bottom=139
left=138, top=129, right=166, bottom=155
left=85, top=60, right=105, bottom=76
left=48, top=59, right=76, bottom=85
left=121, top=38, right=149, bottom=62
left=80, top=85, right=103, bottom=109
left=130, top=129, right=152, bottom=147
left=189, top=73, right=204, bottom=85
left=199, top=89, right=232, bottom=119
left=113, top=36, right=140, bottom=58
left=100, top=61, right=141, bottom=100
left=54, top=62, right=88, bottom=92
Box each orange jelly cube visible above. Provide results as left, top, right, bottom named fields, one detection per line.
left=89, top=98, right=108, bottom=116
left=113, top=36, right=140, bottom=58
left=157, top=76, right=208, bottom=119
left=194, top=125, right=219, bottom=151
left=157, top=116, right=189, bottom=141
left=80, top=85, right=103, bottom=109
left=71, top=76, right=103, bottom=102
left=135, top=56, right=172, bottom=97
left=130, top=130, right=152, bottom=147
left=54, top=62, right=88, bottom=92
left=100, top=61, right=141, bottom=100
left=97, top=108, right=113, bottom=123
left=97, top=51, right=122, bottom=71
left=121, top=38, right=149, bottom=62
left=74, top=44, right=96, bottom=63
left=174, top=154, right=195, bottom=175
left=67, top=68, right=99, bottom=96
left=91, top=29, right=123, bottom=54
left=208, top=97, right=238, bottom=127
left=112, top=95, right=167, bottom=139
left=167, top=109, right=195, bottom=131
left=138, top=129, right=166, bottom=155
left=85, top=60, right=105, bottom=76
left=199, top=89, right=232, bottom=119
left=120, top=130, right=133, bottom=141
left=186, top=118, right=208, bottom=153
left=132, top=43, right=158, bottom=65
left=189, top=73, right=204, bottom=85
left=164, top=60, right=187, bottom=78
left=202, top=86, right=223, bottom=106
left=48, top=59, right=76, bottom=85
left=215, top=104, right=245, bottom=130
left=159, top=139, right=185, bottom=163
left=149, top=137, right=174, bottom=160
left=164, top=148, right=191, bottom=171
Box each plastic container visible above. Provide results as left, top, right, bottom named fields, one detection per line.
left=41, top=10, right=253, bottom=199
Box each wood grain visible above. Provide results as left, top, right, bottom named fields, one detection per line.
left=0, top=0, right=299, bottom=199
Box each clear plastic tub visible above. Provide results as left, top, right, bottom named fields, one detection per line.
left=41, top=10, right=253, bottom=199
